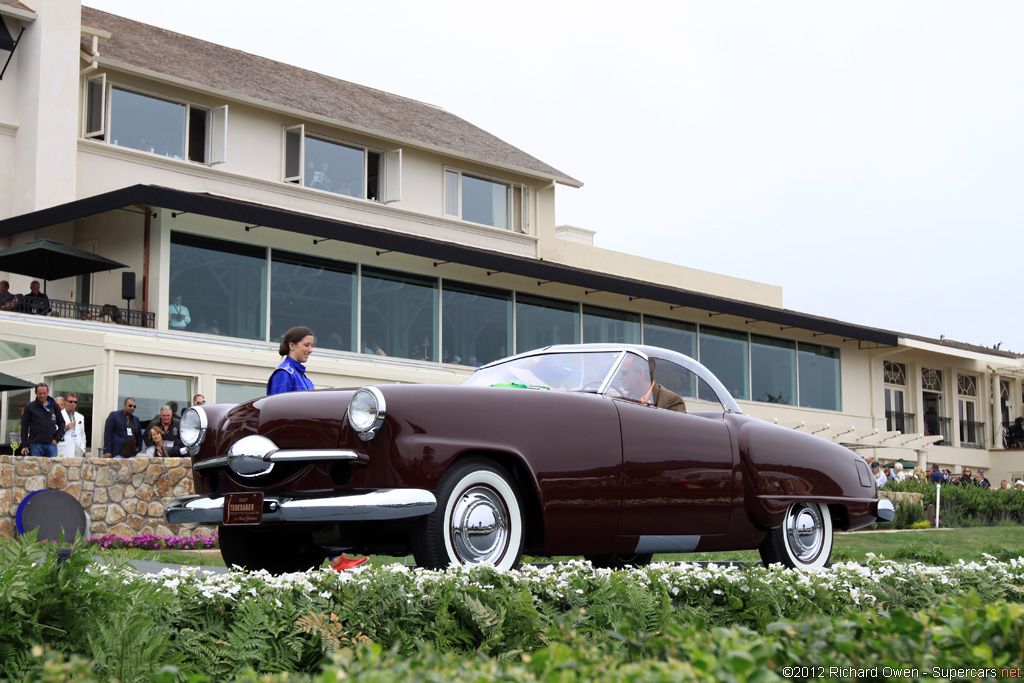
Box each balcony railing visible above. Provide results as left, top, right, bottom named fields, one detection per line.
left=924, top=415, right=951, bottom=446
left=11, top=298, right=155, bottom=329
left=885, top=411, right=915, bottom=435
left=960, top=420, right=986, bottom=449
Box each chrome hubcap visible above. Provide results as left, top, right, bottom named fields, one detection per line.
left=449, top=485, right=509, bottom=565
left=786, top=503, right=824, bottom=563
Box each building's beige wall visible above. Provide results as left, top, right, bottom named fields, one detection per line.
left=12, top=0, right=79, bottom=215
left=546, top=238, right=784, bottom=308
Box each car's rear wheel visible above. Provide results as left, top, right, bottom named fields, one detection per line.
left=758, top=502, right=833, bottom=571
left=219, top=525, right=325, bottom=574
left=584, top=553, right=654, bottom=569
left=412, top=458, right=524, bottom=570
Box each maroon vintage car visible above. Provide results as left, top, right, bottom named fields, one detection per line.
left=166, top=344, right=893, bottom=572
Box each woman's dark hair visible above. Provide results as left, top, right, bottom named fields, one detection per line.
left=279, top=326, right=313, bottom=356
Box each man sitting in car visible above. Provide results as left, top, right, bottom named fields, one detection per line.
left=614, top=354, right=687, bottom=413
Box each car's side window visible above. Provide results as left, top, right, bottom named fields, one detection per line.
left=652, top=358, right=725, bottom=412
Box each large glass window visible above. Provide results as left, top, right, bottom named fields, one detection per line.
left=643, top=316, right=696, bottom=358
left=0, top=341, right=34, bottom=361
left=444, top=170, right=510, bottom=229
left=215, top=381, right=265, bottom=405
left=89, top=84, right=226, bottom=163
left=118, top=372, right=192, bottom=428
left=4, top=388, right=30, bottom=450
left=271, top=251, right=356, bottom=352
left=515, top=294, right=579, bottom=354
left=109, top=87, right=186, bottom=159
left=798, top=343, right=841, bottom=411
left=169, top=233, right=267, bottom=341
left=699, top=326, right=749, bottom=400
left=304, top=136, right=369, bottom=198
left=750, top=335, right=796, bottom=405
left=283, top=125, right=397, bottom=202
left=361, top=267, right=438, bottom=361
left=441, top=281, right=512, bottom=367
left=582, top=306, right=640, bottom=344
left=52, top=371, right=94, bottom=451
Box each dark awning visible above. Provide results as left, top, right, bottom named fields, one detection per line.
left=0, top=184, right=900, bottom=346
left=0, top=237, right=127, bottom=283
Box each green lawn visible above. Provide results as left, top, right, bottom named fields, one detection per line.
left=129, top=526, right=1024, bottom=568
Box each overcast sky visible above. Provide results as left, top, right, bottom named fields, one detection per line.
left=85, top=0, right=1024, bottom=353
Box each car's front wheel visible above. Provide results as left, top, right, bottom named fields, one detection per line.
left=412, top=458, right=524, bottom=570
left=219, top=525, right=325, bottom=574
left=758, top=502, right=833, bottom=571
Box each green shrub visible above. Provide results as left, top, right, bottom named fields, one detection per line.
left=910, top=520, right=932, bottom=529
left=884, top=480, right=1024, bottom=526
left=889, top=540, right=953, bottom=566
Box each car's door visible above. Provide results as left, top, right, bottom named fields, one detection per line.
left=614, top=359, right=736, bottom=536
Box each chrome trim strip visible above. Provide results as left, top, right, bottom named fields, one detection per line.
left=192, top=449, right=362, bottom=470
left=876, top=498, right=895, bottom=522
left=192, top=456, right=228, bottom=470
left=634, top=534, right=701, bottom=554
left=164, top=489, right=437, bottom=524
left=270, top=450, right=361, bottom=462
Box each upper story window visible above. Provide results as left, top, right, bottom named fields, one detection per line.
left=283, top=124, right=401, bottom=203
left=83, top=74, right=227, bottom=164
left=444, top=169, right=530, bottom=232
left=883, top=361, right=907, bottom=386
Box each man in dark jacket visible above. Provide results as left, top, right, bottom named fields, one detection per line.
left=145, top=405, right=181, bottom=450
left=103, top=397, right=142, bottom=458
left=19, top=383, right=64, bottom=457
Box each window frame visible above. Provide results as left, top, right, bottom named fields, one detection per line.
left=281, top=124, right=401, bottom=202
left=443, top=167, right=529, bottom=232
left=82, top=76, right=228, bottom=165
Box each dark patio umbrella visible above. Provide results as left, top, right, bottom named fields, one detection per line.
left=0, top=371, right=34, bottom=393
left=0, top=238, right=127, bottom=292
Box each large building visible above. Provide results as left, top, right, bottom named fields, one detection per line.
left=2, top=0, right=1022, bottom=481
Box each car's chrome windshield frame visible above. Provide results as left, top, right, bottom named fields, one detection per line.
left=470, top=343, right=743, bottom=414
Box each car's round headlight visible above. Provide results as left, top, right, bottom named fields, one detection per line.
left=347, top=387, right=386, bottom=440
left=179, top=407, right=208, bottom=448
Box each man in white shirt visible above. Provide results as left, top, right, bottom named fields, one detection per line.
left=169, top=295, right=191, bottom=329
left=56, top=392, right=87, bottom=458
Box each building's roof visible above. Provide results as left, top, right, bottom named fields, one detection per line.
left=0, top=0, right=34, bottom=16
left=900, top=334, right=1023, bottom=360
left=78, top=6, right=580, bottom=187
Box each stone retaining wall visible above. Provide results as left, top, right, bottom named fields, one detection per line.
left=0, top=455, right=212, bottom=539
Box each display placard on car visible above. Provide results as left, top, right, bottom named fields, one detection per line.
left=223, top=492, right=263, bottom=525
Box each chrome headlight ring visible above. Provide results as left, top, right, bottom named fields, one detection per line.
left=179, top=406, right=209, bottom=454
left=347, top=386, right=387, bottom=441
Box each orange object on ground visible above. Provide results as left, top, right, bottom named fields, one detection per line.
left=329, top=554, right=368, bottom=571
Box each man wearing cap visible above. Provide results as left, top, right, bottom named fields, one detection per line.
left=974, top=469, right=991, bottom=489
left=870, top=461, right=886, bottom=487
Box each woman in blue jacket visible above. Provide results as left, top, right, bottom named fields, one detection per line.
left=267, top=326, right=367, bottom=571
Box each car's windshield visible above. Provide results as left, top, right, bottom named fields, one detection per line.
left=462, top=351, right=624, bottom=392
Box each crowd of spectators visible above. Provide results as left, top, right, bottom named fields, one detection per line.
left=864, top=454, right=1023, bottom=490
left=0, top=279, right=51, bottom=315
left=11, top=391, right=206, bottom=458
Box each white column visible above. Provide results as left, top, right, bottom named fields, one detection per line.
left=12, top=0, right=81, bottom=215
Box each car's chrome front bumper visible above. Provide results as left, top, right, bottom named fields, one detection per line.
left=876, top=498, right=895, bottom=522
left=164, top=489, right=437, bottom=524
